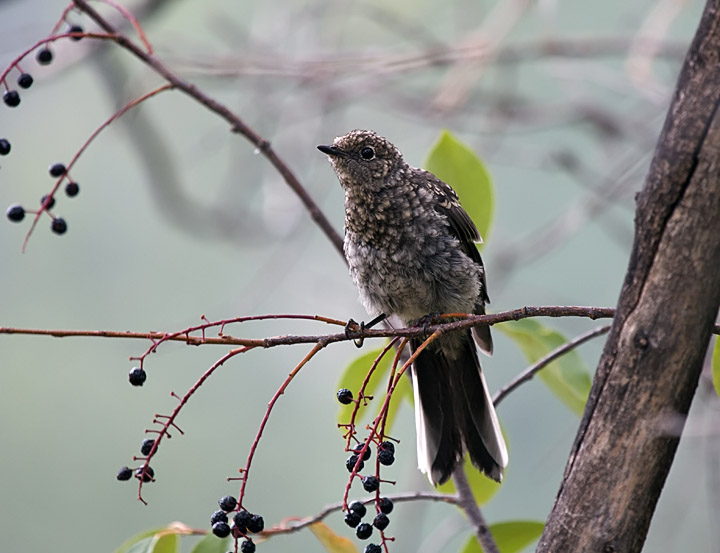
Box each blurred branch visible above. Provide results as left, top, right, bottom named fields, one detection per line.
left=452, top=467, right=500, bottom=553
left=71, top=0, right=345, bottom=256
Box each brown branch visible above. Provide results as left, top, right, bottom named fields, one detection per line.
left=452, top=467, right=499, bottom=553
left=70, top=0, right=344, bottom=257
left=538, top=0, right=720, bottom=549
left=493, top=324, right=612, bottom=406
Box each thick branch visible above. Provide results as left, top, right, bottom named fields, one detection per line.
left=538, top=1, right=720, bottom=550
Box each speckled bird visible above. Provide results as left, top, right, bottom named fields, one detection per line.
left=318, top=129, right=508, bottom=485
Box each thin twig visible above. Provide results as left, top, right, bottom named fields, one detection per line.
left=493, top=324, right=612, bottom=406
left=452, top=466, right=499, bottom=553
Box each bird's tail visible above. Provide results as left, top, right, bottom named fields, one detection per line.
left=411, top=332, right=507, bottom=485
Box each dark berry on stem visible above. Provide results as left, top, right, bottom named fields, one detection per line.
left=246, top=514, right=264, bottom=533
left=353, top=442, right=372, bottom=461
left=240, top=540, right=256, bottom=553
left=49, top=162, right=66, bottom=177
left=40, top=194, right=56, bottom=210
left=6, top=204, right=25, bottom=222
left=373, top=513, right=389, bottom=531
left=212, top=522, right=231, bottom=538
left=210, top=510, right=228, bottom=525
left=68, top=25, right=84, bottom=40
left=379, top=441, right=395, bottom=455
left=378, top=449, right=394, bottom=466
left=346, top=454, right=364, bottom=473
left=233, top=510, right=251, bottom=531
left=218, top=495, right=237, bottom=512
left=356, top=522, right=373, bottom=540
left=140, top=438, right=155, bottom=456
left=0, top=138, right=10, bottom=155
left=37, top=47, right=53, bottom=65
left=361, top=475, right=379, bottom=493
left=348, top=500, right=367, bottom=518
left=344, top=512, right=361, bottom=528
left=337, top=388, right=353, bottom=404
left=17, top=73, right=33, bottom=89
left=116, top=466, right=132, bottom=481
left=364, top=544, right=382, bottom=553
left=3, top=90, right=20, bottom=107
left=378, top=497, right=393, bottom=514
left=136, top=465, right=154, bottom=482
left=65, top=181, right=79, bottom=197
left=128, top=367, right=146, bottom=386
left=51, top=217, right=67, bottom=235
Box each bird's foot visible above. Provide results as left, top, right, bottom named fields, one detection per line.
left=417, top=312, right=442, bottom=338
left=344, top=313, right=387, bottom=348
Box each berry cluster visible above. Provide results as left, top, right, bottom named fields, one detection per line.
left=343, top=497, right=394, bottom=553
left=210, top=495, right=264, bottom=552
left=2, top=22, right=86, bottom=237
left=115, top=434, right=158, bottom=484
left=337, top=388, right=397, bottom=551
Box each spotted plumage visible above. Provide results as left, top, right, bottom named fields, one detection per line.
left=319, top=129, right=508, bottom=485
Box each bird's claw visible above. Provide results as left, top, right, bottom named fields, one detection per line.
left=418, top=312, right=442, bottom=337
left=344, top=318, right=365, bottom=348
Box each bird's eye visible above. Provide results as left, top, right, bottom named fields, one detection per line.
left=360, top=147, right=375, bottom=160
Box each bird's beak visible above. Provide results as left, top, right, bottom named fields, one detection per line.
left=317, top=144, right=344, bottom=157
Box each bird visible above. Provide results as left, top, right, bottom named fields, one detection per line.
left=318, top=129, right=508, bottom=485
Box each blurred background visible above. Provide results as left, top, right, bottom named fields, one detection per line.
left=1, top=0, right=718, bottom=551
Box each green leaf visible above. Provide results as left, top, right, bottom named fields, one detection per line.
left=114, top=528, right=169, bottom=553
left=425, top=130, right=494, bottom=243
left=713, top=338, right=720, bottom=398
left=460, top=520, right=545, bottom=553
left=309, top=522, right=359, bottom=553
left=383, top=366, right=414, bottom=434
left=150, top=533, right=179, bottom=553
left=498, top=319, right=592, bottom=416
left=190, top=533, right=230, bottom=553
left=436, top=453, right=502, bottom=506
left=337, top=343, right=393, bottom=424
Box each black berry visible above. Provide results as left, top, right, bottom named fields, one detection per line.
left=36, top=47, right=53, bottom=65
left=128, top=366, right=146, bottom=386
left=348, top=500, right=367, bottom=518
left=344, top=512, right=361, bottom=528
left=379, top=441, right=395, bottom=455
left=0, top=138, right=10, bottom=155
left=361, top=476, right=379, bottom=493
left=353, top=442, right=372, bottom=461
left=373, top=513, right=389, bottom=531
left=337, top=388, right=353, bottom=404
left=356, top=522, right=373, bottom=540
left=6, top=204, right=25, bottom=222
left=65, top=181, right=80, bottom=197
left=68, top=25, right=84, bottom=41
left=17, top=73, right=33, bottom=89
left=140, top=438, right=155, bottom=456
left=378, top=497, right=393, bottom=514
left=233, top=510, right=251, bottom=532
left=346, top=454, right=364, bottom=473
left=364, top=544, right=382, bottom=553
left=246, top=514, right=264, bottom=533
left=135, top=465, right=154, bottom=482
left=218, top=495, right=237, bottom=512
left=378, top=449, right=394, bottom=466
left=210, top=510, right=228, bottom=525
left=116, top=466, right=132, bottom=481
left=3, top=90, right=20, bottom=107
left=49, top=162, right=66, bottom=177
left=212, top=522, right=231, bottom=538
left=240, top=540, right=256, bottom=553
left=50, top=217, right=67, bottom=235
left=41, top=194, right=56, bottom=210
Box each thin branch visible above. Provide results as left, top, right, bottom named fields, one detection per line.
left=452, top=466, right=499, bottom=553
left=493, top=324, right=612, bottom=406
left=267, top=491, right=458, bottom=535
left=71, top=0, right=344, bottom=256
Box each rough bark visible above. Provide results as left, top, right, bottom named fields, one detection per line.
left=537, top=1, right=720, bottom=551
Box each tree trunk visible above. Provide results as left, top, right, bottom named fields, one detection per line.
left=537, top=1, right=720, bottom=551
